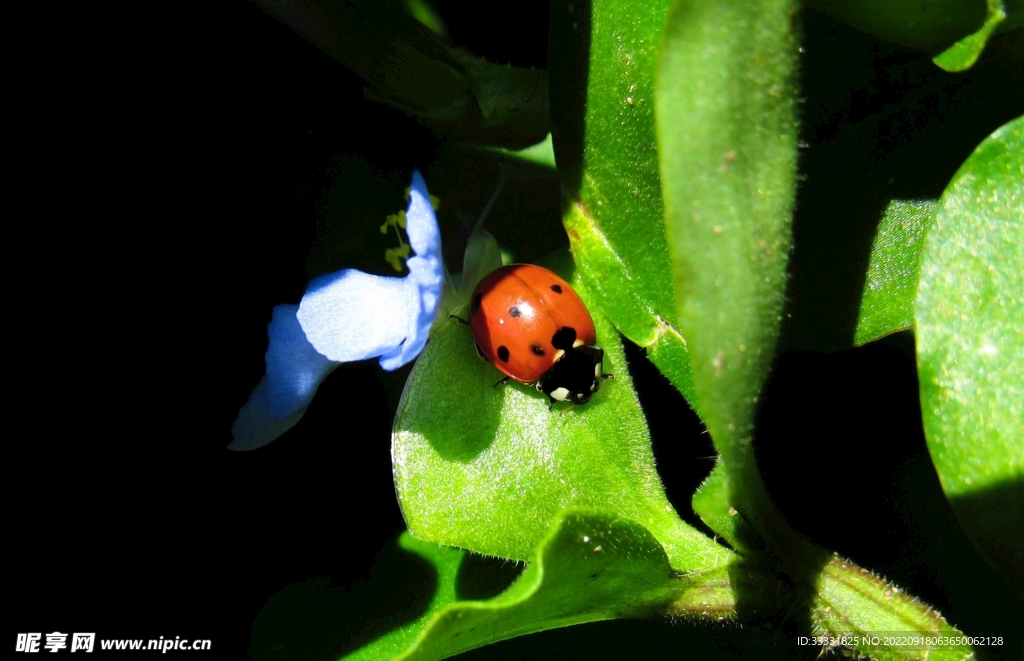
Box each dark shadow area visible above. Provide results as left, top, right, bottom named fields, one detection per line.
left=432, top=150, right=564, bottom=271
left=455, top=616, right=824, bottom=660
left=623, top=337, right=719, bottom=537
left=633, top=337, right=831, bottom=653
left=400, top=324, right=506, bottom=463
left=727, top=548, right=829, bottom=657
left=20, top=1, right=1023, bottom=660
left=455, top=554, right=524, bottom=601
left=14, top=1, right=423, bottom=657
left=781, top=10, right=1024, bottom=352
left=547, top=0, right=593, bottom=196
left=434, top=0, right=549, bottom=69
left=248, top=537, right=439, bottom=660
left=748, top=16, right=1024, bottom=651
left=947, top=479, right=1024, bottom=600
left=756, top=332, right=1024, bottom=654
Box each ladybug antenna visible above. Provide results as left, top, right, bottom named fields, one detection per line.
left=473, top=162, right=509, bottom=234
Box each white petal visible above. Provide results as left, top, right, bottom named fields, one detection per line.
left=374, top=169, right=445, bottom=369
left=297, top=269, right=418, bottom=364
left=232, top=171, right=446, bottom=448
left=264, top=304, right=338, bottom=418
left=406, top=170, right=441, bottom=259
left=229, top=377, right=307, bottom=451
left=229, top=305, right=341, bottom=450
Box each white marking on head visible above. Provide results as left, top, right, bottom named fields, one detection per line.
left=573, top=338, right=585, bottom=348
left=550, top=387, right=570, bottom=401
left=553, top=349, right=565, bottom=362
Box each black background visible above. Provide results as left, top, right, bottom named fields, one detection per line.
left=11, top=1, right=1022, bottom=659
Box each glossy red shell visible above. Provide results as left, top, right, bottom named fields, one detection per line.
left=468, top=265, right=597, bottom=383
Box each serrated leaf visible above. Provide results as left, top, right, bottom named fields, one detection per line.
left=915, top=116, right=1024, bottom=597
left=549, top=0, right=699, bottom=410
left=393, top=261, right=717, bottom=570
left=656, top=0, right=800, bottom=551
left=855, top=199, right=937, bottom=345
left=350, top=512, right=734, bottom=661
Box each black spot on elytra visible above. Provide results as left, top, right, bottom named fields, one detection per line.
left=551, top=326, right=577, bottom=351
left=497, top=345, right=510, bottom=362
left=531, top=344, right=545, bottom=356
left=550, top=284, right=563, bottom=294
left=509, top=306, right=521, bottom=318
left=471, top=293, right=482, bottom=316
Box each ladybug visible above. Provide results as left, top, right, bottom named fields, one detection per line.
left=465, top=264, right=612, bottom=408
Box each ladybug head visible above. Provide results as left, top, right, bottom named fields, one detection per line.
left=536, top=345, right=608, bottom=408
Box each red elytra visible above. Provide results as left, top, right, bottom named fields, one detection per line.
left=468, top=265, right=597, bottom=383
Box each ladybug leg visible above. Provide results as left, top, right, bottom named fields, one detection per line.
left=492, top=375, right=512, bottom=389
left=448, top=314, right=469, bottom=325
left=550, top=392, right=584, bottom=413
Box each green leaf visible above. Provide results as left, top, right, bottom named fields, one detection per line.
left=563, top=206, right=701, bottom=414
left=549, top=0, right=699, bottom=410
left=452, top=52, right=550, bottom=144
left=814, top=555, right=971, bottom=661
left=932, top=0, right=1009, bottom=72
left=690, top=461, right=744, bottom=550
left=656, top=0, right=800, bottom=551
left=404, top=0, right=447, bottom=37
left=249, top=533, right=468, bottom=661
left=342, top=534, right=465, bottom=661
left=393, top=262, right=718, bottom=570
left=440, top=228, right=504, bottom=320
left=653, top=6, right=996, bottom=649
left=809, top=0, right=1022, bottom=71
left=915, top=116, right=1024, bottom=597
left=483, top=133, right=557, bottom=170
left=807, top=0, right=993, bottom=53
left=254, top=0, right=548, bottom=147
left=854, top=199, right=937, bottom=346
left=350, top=512, right=734, bottom=661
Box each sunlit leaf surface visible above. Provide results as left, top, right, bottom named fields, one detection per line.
left=855, top=199, right=936, bottom=345
left=550, top=0, right=700, bottom=408
left=393, top=261, right=717, bottom=570
left=932, top=0, right=1008, bottom=72
left=656, top=0, right=799, bottom=550
left=915, top=116, right=1024, bottom=596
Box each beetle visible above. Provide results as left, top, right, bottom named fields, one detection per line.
left=464, top=265, right=612, bottom=408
